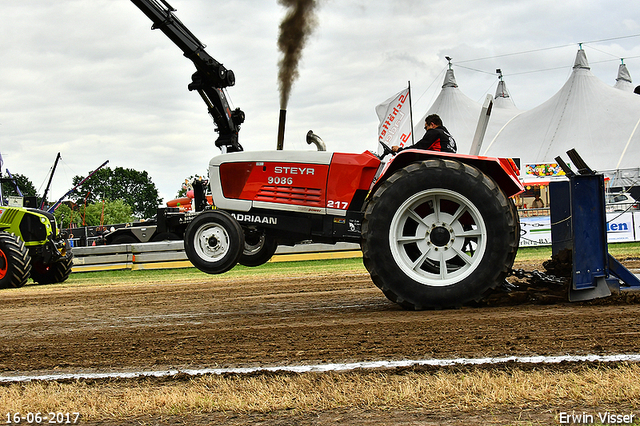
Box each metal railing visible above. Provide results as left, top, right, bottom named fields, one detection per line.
left=71, top=241, right=362, bottom=273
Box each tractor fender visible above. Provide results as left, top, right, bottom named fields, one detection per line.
left=370, top=149, right=523, bottom=199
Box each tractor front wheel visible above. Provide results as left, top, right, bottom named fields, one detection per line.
left=30, top=257, right=74, bottom=285
left=184, top=210, right=244, bottom=274
left=0, top=232, right=32, bottom=289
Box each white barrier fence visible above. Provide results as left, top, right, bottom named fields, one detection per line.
left=71, top=241, right=362, bottom=273
left=519, top=211, right=640, bottom=247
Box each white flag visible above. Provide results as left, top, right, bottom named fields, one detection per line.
left=375, top=88, right=412, bottom=154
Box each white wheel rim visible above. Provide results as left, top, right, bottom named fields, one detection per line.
left=389, top=189, right=487, bottom=287
left=194, top=222, right=231, bottom=263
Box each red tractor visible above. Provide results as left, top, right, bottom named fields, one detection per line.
left=133, top=0, right=523, bottom=309
left=183, top=148, right=522, bottom=309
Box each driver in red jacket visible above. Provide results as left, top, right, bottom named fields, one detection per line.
left=392, top=114, right=457, bottom=153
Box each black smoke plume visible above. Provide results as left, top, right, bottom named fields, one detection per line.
left=277, top=0, right=319, bottom=109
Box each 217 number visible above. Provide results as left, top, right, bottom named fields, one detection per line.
left=327, top=200, right=348, bottom=209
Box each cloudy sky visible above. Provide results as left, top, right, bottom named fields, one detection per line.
left=1, top=0, right=639, bottom=207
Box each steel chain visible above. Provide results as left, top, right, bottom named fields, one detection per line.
left=509, top=268, right=566, bottom=285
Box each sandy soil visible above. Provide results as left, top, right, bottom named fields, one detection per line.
left=1, top=258, right=640, bottom=425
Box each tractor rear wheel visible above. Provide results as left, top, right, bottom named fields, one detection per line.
left=30, top=257, right=74, bottom=285
left=362, top=159, right=519, bottom=310
left=184, top=210, right=244, bottom=274
left=239, top=230, right=278, bottom=267
left=0, top=232, right=32, bottom=289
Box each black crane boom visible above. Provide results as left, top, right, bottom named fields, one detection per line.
left=131, top=0, right=244, bottom=152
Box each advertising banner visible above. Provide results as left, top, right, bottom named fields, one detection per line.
left=519, top=216, right=551, bottom=247
left=524, top=162, right=567, bottom=177
left=606, top=212, right=635, bottom=243
left=519, top=213, right=638, bottom=247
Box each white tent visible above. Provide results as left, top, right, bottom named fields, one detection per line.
left=613, top=62, right=634, bottom=92
left=482, top=49, right=640, bottom=173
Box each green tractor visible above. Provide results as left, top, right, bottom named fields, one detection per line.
left=0, top=205, right=73, bottom=288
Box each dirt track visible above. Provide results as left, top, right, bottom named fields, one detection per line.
left=2, top=259, right=640, bottom=424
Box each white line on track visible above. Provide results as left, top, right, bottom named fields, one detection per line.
left=2, top=354, right=640, bottom=383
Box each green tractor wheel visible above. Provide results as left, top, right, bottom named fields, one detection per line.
left=0, top=232, right=32, bottom=289
left=30, top=257, right=74, bottom=285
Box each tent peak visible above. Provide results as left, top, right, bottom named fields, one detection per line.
left=495, top=80, right=511, bottom=100
left=616, top=62, right=632, bottom=84
left=573, top=49, right=590, bottom=70
left=493, top=73, right=518, bottom=109
left=442, top=68, right=458, bottom=88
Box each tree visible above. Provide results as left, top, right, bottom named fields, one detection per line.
left=1, top=173, right=38, bottom=198
left=70, top=167, right=161, bottom=219
left=89, top=199, right=134, bottom=226
left=54, top=200, right=134, bottom=228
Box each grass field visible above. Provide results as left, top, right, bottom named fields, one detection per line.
left=63, top=256, right=368, bottom=288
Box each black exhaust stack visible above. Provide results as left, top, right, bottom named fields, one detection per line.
left=277, top=109, right=286, bottom=150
